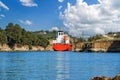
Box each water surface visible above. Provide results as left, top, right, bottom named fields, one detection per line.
left=0, top=52, right=120, bottom=80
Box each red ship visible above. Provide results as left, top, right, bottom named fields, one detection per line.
left=53, top=31, right=72, bottom=51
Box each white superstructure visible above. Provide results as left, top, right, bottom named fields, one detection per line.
left=53, top=31, right=70, bottom=44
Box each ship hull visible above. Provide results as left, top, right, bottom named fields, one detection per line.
left=53, top=44, right=72, bottom=51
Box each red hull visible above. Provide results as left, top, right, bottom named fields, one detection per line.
left=53, top=44, right=72, bottom=51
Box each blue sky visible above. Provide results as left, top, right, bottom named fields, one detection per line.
left=0, top=0, right=76, bottom=31
left=0, top=0, right=120, bottom=37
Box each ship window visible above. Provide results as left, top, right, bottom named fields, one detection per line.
left=59, top=33, right=60, bottom=35
left=58, top=32, right=64, bottom=35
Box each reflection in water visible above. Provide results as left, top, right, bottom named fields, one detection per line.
left=56, top=52, right=70, bottom=80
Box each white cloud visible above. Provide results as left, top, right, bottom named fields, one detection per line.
left=25, top=20, right=32, bottom=25
left=20, top=0, right=38, bottom=7
left=94, top=27, right=105, bottom=34
left=50, top=27, right=59, bottom=31
left=0, top=1, right=9, bottom=10
left=0, top=14, right=5, bottom=17
left=58, top=0, right=64, bottom=3
left=19, top=20, right=32, bottom=25
left=118, top=28, right=120, bottom=32
left=60, top=0, right=120, bottom=37
left=58, top=6, right=62, bottom=10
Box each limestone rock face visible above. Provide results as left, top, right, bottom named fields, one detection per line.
left=13, top=45, right=45, bottom=51
left=46, top=45, right=53, bottom=51
left=91, top=75, right=120, bottom=80
left=13, top=45, right=29, bottom=51
left=31, top=46, right=44, bottom=51
left=0, top=44, right=45, bottom=51
left=113, top=75, right=120, bottom=80
left=75, top=40, right=120, bottom=52
left=0, top=44, right=12, bottom=51
left=46, top=39, right=53, bottom=51
left=91, top=76, right=112, bottom=80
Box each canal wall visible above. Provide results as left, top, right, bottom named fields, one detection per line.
left=92, top=40, right=120, bottom=52
left=0, top=40, right=53, bottom=51
left=75, top=40, right=120, bottom=52
left=0, top=44, right=45, bottom=51
left=0, top=40, right=119, bottom=52
left=91, top=74, right=120, bottom=80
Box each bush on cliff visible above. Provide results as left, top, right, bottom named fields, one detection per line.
left=88, top=35, right=102, bottom=42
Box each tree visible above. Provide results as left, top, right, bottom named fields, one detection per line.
left=5, top=23, right=23, bottom=47
left=0, top=31, right=7, bottom=45
left=78, top=37, right=86, bottom=42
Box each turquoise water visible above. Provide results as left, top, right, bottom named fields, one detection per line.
left=0, top=52, right=120, bottom=80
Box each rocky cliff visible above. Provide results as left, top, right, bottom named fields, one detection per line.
left=13, top=44, right=45, bottom=51
left=0, top=44, right=12, bottom=51
left=75, top=40, right=120, bottom=52
left=0, top=39, right=53, bottom=52
left=91, top=74, right=120, bottom=80
left=0, top=44, right=45, bottom=51
left=92, top=40, right=120, bottom=52
left=0, top=40, right=119, bottom=52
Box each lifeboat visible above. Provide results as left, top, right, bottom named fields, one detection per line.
left=52, top=31, right=72, bottom=51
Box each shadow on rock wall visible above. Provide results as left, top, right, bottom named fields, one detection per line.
left=107, top=40, right=120, bottom=52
